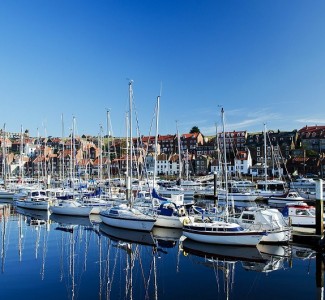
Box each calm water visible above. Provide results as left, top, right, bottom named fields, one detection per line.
left=0, top=203, right=323, bottom=300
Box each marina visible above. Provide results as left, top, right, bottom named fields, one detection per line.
left=0, top=200, right=324, bottom=300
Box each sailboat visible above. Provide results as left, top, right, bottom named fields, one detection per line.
left=0, top=124, right=15, bottom=200
left=255, top=124, right=288, bottom=199
left=49, top=117, right=93, bottom=217
left=99, top=81, right=156, bottom=232
left=182, top=108, right=266, bottom=246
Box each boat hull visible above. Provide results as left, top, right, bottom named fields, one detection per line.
left=154, top=214, right=183, bottom=229
left=14, top=200, right=50, bottom=210
left=100, top=211, right=156, bottom=232
left=50, top=205, right=92, bottom=217
left=183, top=226, right=264, bottom=246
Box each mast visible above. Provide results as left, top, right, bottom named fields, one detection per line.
left=2, top=124, right=7, bottom=189
left=125, top=80, right=134, bottom=205
left=70, top=116, right=76, bottom=191
left=264, top=123, right=268, bottom=191
left=61, top=113, right=65, bottom=183
left=19, top=125, right=24, bottom=183
left=176, top=121, right=182, bottom=182
left=99, top=124, right=103, bottom=182
left=129, top=80, right=133, bottom=205
left=221, top=108, right=231, bottom=219
left=106, top=109, right=111, bottom=187
left=37, top=128, right=40, bottom=183
left=153, top=96, right=160, bottom=189
left=215, top=123, right=222, bottom=178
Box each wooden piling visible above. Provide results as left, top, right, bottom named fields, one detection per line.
left=315, top=179, right=324, bottom=236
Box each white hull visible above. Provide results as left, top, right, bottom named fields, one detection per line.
left=14, top=200, right=50, bottom=210
left=260, top=229, right=291, bottom=243
left=154, top=215, right=184, bottom=229
left=100, top=214, right=155, bottom=231
left=183, top=229, right=263, bottom=246
left=290, top=216, right=319, bottom=227
left=50, top=205, right=92, bottom=216
left=268, top=198, right=306, bottom=208
left=183, top=218, right=264, bottom=246
left=218, top=192, right=259, bottom=202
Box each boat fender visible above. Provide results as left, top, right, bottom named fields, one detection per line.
left=178, top=207, right=186, bottom=216
left=183, top=218, right=190, bottom=225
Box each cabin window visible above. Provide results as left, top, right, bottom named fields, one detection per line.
left=242, top=213, right=255, bottom=221
left=296, top=209, right=308, bottom=216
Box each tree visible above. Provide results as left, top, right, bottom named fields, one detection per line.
left=190, top=126, right=200, bottom=134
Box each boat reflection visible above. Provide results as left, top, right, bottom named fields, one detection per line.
left=243, top=244, right=291, bottom=273
left=15, top=206, right=50, bottom=226
left=182, top=238, right=267, bottom=263
left=50, top=213, right=93, bottom=227
left=99, top=223, right=156, bottom=246
left=181, top=238, right=295, bottom=275
left=152, top=227, right=182, bottom=250
left=291, top=244, right=316, bottom=260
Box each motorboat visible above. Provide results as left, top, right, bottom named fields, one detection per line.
left=268, top=190, right=309, bottom=208
left=14, top=189, right=55, bottom=210
left=281, top=202, right=321, bottom=227
left=228, top=206, right=291, bottom=243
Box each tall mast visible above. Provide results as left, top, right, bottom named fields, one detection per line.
left=2, top=124, right=6, bottom=189
left=99, top=124, right=103, bottom=182
left=61, top=113, right=65, bottom=183
left=20, top=125, right=24, bottom=183
left=264, top=123, right=268, bottom=191
left=37, top=128, right=40, bottom=183
left=106, top=109, right=111, bottom=185
left=153, top=96, right=160, bottom=189
left=176, top=121, right=182, bottom=181
left=126, top=80, right=133, bottom=204
left=221, top=107, right=230, bottom=219
left=129, top=80, right=133, bottom=195
left=70, top=116, right=76, bottom=190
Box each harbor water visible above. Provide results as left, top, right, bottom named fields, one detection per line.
left=0, top=203, right=323, bottom=300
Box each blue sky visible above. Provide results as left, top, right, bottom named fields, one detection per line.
left=0, top=1, right=324, bottom=138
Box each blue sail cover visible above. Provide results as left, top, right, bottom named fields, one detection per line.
left=152, top=188, right=169, bottom=202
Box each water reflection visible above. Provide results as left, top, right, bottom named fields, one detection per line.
left=0, top=203, right=323, bottom=300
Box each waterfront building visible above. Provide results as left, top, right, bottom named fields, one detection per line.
left=298, top=125, right=325, bottom=153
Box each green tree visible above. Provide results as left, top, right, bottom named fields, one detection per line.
left=190, top=126, right=200, bottom=134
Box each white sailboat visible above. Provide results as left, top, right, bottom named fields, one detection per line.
left=49, top=117, right=92, bottom=217
left=182, top=108, right=266, bottom=246
left=99, top=81, right=156, bottom=232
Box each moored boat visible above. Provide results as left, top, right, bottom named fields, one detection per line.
left=281, top=202, right=321, bottom=227
left=268, top=190, right=309, bottom=208
left=99, top=205, right=156, bottom=232
left=228, top=206, right=291, bottom=243
left=182, top=215, right=266, bottom=246
left=50, top=200, right=93, bottom=217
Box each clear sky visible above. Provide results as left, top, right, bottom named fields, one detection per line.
left=0, top=1, right=324, bottom=138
